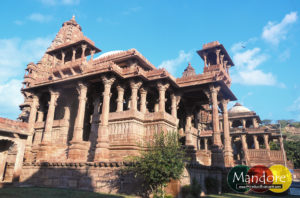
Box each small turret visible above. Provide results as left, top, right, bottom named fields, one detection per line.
left=197, top=41, right=234, bottom=74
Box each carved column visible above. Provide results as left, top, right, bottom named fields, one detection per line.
left=171, top=94, right=181, bottom=118
left=90, top=50, right=95, bottom=61
left=185, top=107, right=194, bottom=146
left=140, top=87, right=148, bottom=114
left=279, top=137, right=284, bottom=151
left=72, top=48, right=76, bottom=62
left=61, top=51, right=65, bottom=65
left=204, top=138, right=208, bottom=151
left=12, top=140, right=26, bottom=182
left=264, top=134, right=270, bottom=149
left=222, top=99, right=234, bottom=166
left=241, top=134, right=249, bottom=163
left=42, top=89, right=59, bottom=143
left=116, top=85, right=125, bottom=112
left=253, top=135, right=259, bottom=149
left=68, top=82, right=89, bottom=161
left=210, top=85, right=222, bottom=147
left=130, top=80, right=142, bottom=111
left=157, top=82, right=169, bottom=112
left=203, top=53, right=207, bottom=68
left=37, top=89, right=59, bottom=161
left=220, top=54, right=224, bottom=67
left=81, top=44, right=87, bottom=62
left=242, top=119, right=246, bottom=128
left=24, top=94, right=39, bottom=162
left=216, top=49, right=221, bottom=64
left=253, top=118, right=259, bottom=128
left=37, top=109, right=44, bottom=122
left=95, top=76, right=115, bottom=161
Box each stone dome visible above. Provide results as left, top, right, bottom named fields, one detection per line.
left=228, top=103, right=251, bottom=114
left=95, top=50, right=123, bottom=59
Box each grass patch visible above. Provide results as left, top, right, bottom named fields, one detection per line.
left=0, top=187, right=135, bottom=198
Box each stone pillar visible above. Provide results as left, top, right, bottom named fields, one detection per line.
left=171, top=94, right=181, bottom=118
left=253, top=135, right=259, bottom=149
left=81, top=44, right=87, bottom=62
left=210, top=85, right=222, bottom=147
left=37, top=110, right=44, bottom=122
left=61, top=51, right=65, bottom=65
left=241, top=134, right=249, bottom=162
left=90, top=50, right=95, bottom=61
left=157, top=82, right=169, bottom=112
left=154, top=103, right=159, bottom=112
left=222, top=99, right=234, bottom=167
left=43, top=89, right=59, bottom=143
left=140, top=87, right=147, bottom=114
left=220, top=54, right=224, bottom=67
left=24, top=94, right=39, bottom=162
left=94, top=76, right=115, bottom=162
left=229, top=120, right=232, bottom=128
left=130, top=80, right=142, bottom=111
left=185, top=114, right=193, bottom=146
left=253, top=118, right=259, bottom=128
left=264, top=134, right=270, bottom=150
left=216, top=49, right=221, bottom=64
left=279, top=137, right=284, bottom=151
left=203, top=53, right=207, bottom=68
left=72, top=48, right=76, bottom=62
left=116, top=85, right=125, bottom=112
left=68, top=82, right=89, bottom=161
left=36, top=89, right=59, bottom=162
left=204, top=138, right=208, bottom=151
left=12, top=141, right=26, bottom=182
left=226, top=65, right=230, bottom=75
left=224, top=60, right=228, bottom=70
left=242, top=119, right=246, bottom=128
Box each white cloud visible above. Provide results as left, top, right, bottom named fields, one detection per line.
left=0, top=36, right=51, bottom=119
left=28, top=13, right=52, bottom=23
left=287, top=97, right=300, bottom=120
left=231, top=47, right=282, bottom=86
left=158, top=50, right=192, bottom=75
left=0, top=79, right=23, bottom=119
left=39, top=0, right=80, bottom=5
left=262, top=11, right=298, bottom=45
left=233, top=70, right=276, bottom=86
left=233, top=48, right=267, bottom=70
left=0, top=37, right=52, bottom=83
left=230, top=37, right=257, bottom=53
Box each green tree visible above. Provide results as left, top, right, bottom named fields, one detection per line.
left=284, top=140, right=300, bottom=168
left=261, top=119, right=272, bottom=125
left=123, top=131, right=186, bottom=198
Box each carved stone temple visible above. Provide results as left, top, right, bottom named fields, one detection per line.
left=0, top=17, right=291, bottom=194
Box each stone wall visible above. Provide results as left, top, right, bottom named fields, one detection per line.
left=19, top=162, right=224, bottom=197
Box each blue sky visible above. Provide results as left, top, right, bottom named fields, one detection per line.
left=0, top=0, right=300, bottom=122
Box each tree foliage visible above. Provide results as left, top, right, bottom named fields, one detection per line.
left=261, top=119, right=272, bottom=125
left=123, top=131, right=186, bottom=198
left=284, top=140, right=300, bottom=169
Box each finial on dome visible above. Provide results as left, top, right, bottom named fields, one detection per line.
left=72, top=15, right=75, bottom=20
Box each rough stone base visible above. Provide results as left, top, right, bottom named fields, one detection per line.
left=18, top=162, right=225, bottom=197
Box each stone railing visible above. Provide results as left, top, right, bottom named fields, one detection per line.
left=269, top=150, right=284, bottom=161
left=247, top=149, right=270, bottom=164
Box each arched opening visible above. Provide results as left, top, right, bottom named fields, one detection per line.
left=0, top=140, right=17, bottom=182
left=232, top=120, right=243, bottom=128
